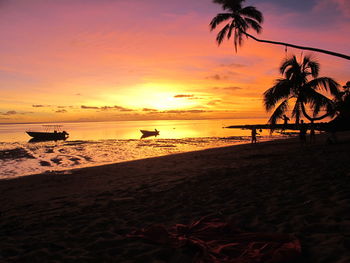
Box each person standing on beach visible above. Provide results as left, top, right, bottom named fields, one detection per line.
left=251, top=127, right=257, bottom=144
left=281, top=115, right=290, bottom=131
left=282, top=114, right=290, bottom=125
left=282, top=115, right=290, bottom=126
left=309, top=120, right=316, bottom=143
left=299, top=120, right=307, bottom=144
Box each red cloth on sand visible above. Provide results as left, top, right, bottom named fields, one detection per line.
left=128, top=217, right=301, bottom=263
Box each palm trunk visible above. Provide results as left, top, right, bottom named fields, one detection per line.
left=300, top=103, right=330, bottom=121
left=243, top=32, right=350, bottom=61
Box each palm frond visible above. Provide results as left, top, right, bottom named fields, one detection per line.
left=216, top=24, right=231, bottom=44
left=280, top=56, right=309, bottom=88
left=233, top=28, right=243, bottom=52
left=263, top=79, right=293, bottom=111
left=302, top=55, right=319, bottom=78
left=240, top=6, right=263, bottom=23
left=227, top=21, right=236, bottom=39
left=326, top=101, right=337, bottom=118
left=307, top=61, right=319, bottom=78
left=244, top=17, right=262, bottom=34
left=306, top=77, right=340, bottom=98
left=268, top=99, right=289, bottom=126
left=279, top=55, right=297, bottom=76
left=210, top=13, right=233, bottom=31
left=302, top=87, right=336, bottom=117
left=235, top=15, right=248, bottom=32
left=311, top=100, right=336, bottom=118
left=212, top=0, right=244, bottom=11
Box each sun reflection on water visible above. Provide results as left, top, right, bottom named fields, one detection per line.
left=0, top=119, right=288, bottom=178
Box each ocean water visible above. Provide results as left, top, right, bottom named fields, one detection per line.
left=0, top=119, right=290, bottom=179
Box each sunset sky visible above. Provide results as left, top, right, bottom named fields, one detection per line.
left=1, top=0, right=349, bottom=123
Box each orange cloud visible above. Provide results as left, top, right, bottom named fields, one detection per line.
left=0, top=0, right=348, bottom=123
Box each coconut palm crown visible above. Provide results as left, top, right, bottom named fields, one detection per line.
left=263, top=55, right=340, bottom=125
left=210, top=0, right=263, bottom=51
left=210, top=0, right=350, bottom=60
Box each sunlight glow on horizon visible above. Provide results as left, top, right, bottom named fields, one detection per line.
left=0, top=0, right=349, bottom=123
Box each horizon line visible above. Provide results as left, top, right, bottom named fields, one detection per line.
left=0, top=116, right=269, bottom=125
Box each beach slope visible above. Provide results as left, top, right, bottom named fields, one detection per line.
left=1, top=133, right=350, bottom=262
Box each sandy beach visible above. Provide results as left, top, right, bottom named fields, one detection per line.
left=1, top=132, right=350, bottom=262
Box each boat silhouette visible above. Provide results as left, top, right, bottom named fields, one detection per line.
left=140, top=129, right=159, bottom=139
left=26, top=125, right=69, bottom=142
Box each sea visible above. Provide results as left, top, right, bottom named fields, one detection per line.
left=0, top=119, right=292, bottom=179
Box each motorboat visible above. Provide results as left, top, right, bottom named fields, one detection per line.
left=26, top=125, right=69, bottom=141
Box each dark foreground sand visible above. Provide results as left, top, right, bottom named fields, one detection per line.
left=1, top=133, right=350, bottom=262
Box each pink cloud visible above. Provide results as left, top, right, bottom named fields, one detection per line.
left=0, top=0, right=349, bottom=123
left=333, top=0, right=350, bottom=17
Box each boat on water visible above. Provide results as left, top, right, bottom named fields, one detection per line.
left=26, top=125, right=69, bottom=141
left=140, top=129, right=159, bottom=138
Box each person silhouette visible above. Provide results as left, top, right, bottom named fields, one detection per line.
left=309, top=120, right=315, bottom=143
left=251, top=127, right=257, bottom=144
left=282, top=115, right=290, bottom=132
left=299, top=120, right=307, bottom=144
left=282, top=115, right=290, bottom=125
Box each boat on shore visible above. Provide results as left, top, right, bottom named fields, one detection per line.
left=26, top=125, right=69, bottom=141
left=140, top=129, right=159, bottom=138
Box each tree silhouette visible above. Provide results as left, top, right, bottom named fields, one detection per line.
left=325, top=81, right=350, bottom=131
left=210, top=0, right=350, bottom=60
left=334, top=81, right=350, bottom=117
left=263, top=55, right=340, bottom=125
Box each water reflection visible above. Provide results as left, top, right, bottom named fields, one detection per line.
left=0, top=119, right=268, bottom=143
left=140, top=134, right=158, bottom=139
left=0, top=119, right=297, bottom=178
left=0, top=136, right=254, bottom=178
left=28, top=137, right=68, bottom=143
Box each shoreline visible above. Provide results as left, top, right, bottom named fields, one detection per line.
left=1, top=132, right=350, bottom=262
left=0, top=134, right=277, bottom=179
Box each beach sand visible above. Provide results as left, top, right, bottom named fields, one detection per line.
left=1, top=132, right=350, bottom=262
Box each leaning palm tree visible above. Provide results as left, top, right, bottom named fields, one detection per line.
left=263, top=55, right=340, bottom=125
left=210, top=0, right=350, bottom=60
left=210, top=0, right=263, bottom=52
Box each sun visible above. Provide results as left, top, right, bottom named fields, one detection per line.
left=112, top=83, right=200, bottom=111
left=147, top=93, right=197, bottom=110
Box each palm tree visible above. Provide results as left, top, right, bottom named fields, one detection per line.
left=334, top=81, right=350, bottom=118
left=263, top=55, right=340, bottom=125
left=210, top=0, right=350, bottom=60
left=328, top=81, right=350, bottom=131
left=210, top=0, right=263, bottom=52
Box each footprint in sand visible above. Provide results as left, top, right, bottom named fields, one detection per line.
left=69, top=157, right=81, bottom=165
left=51, top=157, right=62, bottom=165
left=39, top=160, right=51, bottom=166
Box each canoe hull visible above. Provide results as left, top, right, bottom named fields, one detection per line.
left=140, top=130, right=159, bottom=136
left=140, top=130, right=159, bottom=139
left=26, top=131, right=69, bottom=141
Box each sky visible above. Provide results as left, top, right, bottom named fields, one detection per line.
left=0, top=0, right=349, bottom=123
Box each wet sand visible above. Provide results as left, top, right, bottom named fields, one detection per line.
left=1, top=132, right=350, bottom=262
